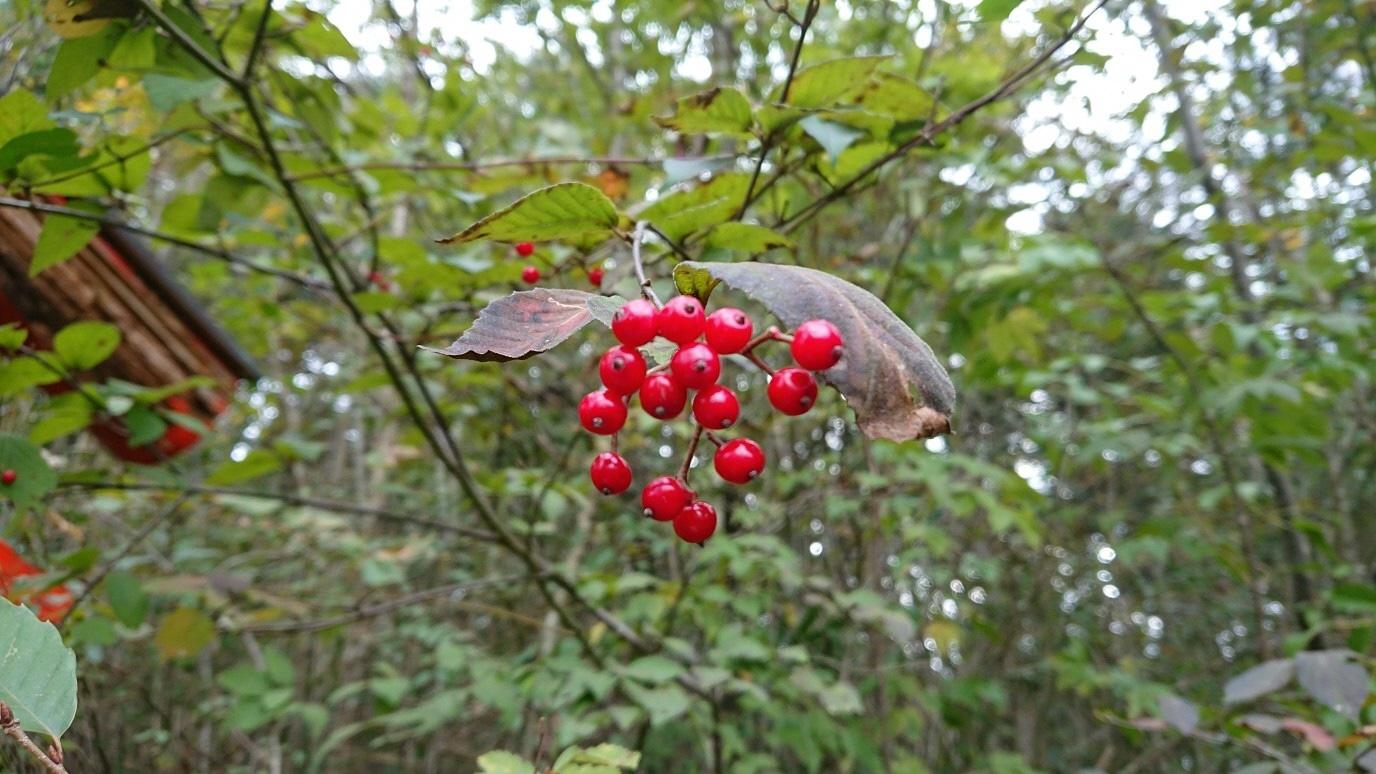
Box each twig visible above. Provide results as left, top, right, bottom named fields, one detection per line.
left=631, top=221, right=663, bottom=306
left=777, top=0, right=1112, bottom=233
left=678, top=425, right=705, bottom=482
left=736, top=0, right=821, bottom=220
left=0, top=196, right=326, bottom=289
left=286, top=154, right=734, bottom=182
left=241, top=0, right=273, bottom=79
left=0, top=704, right=67, bottom=774
left=61, top=494, right=191, bottom=626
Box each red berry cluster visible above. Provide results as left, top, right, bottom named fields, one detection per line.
left=578, top=295, right=844, bottom=544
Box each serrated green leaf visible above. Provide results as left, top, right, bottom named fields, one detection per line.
left=437, top=183, right=619, bottom=245
left=640, top=172, right=748, bottom=240
left=620, top=655, right=683, bottom=684
left=0, top=128, right=80, bottom=173
left=782, top=56, right=889, bottom=108
left=855, top=72, right=944, bottom=121
left=53, top=320, right=120, bottom=370
left=703, top=222, right=794, bottom=254
left=654, top=87, right=753, bottom=135
left=31, top=214, right=100, bottom=277
left=0, top=598, right=79, bottom=737
left=672, top=263, right=720, bottom=302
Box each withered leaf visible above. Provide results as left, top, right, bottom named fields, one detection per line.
left=674, top=261, right=955, bottom=441
left=423, top=289, right=620, bottom=362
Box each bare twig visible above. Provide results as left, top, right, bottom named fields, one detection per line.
left=0, top=704, right=68, bottom=774
left=631, top=221, right=663, bottom=306
left=286, top=154, right=735, bottom=182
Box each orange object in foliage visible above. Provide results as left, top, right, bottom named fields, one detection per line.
left=0, top=540, right=72, bottom=623
left=87, top=395, right=204, bottom=465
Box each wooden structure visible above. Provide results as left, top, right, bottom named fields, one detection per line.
left=0, top=197, right=259, bottom=462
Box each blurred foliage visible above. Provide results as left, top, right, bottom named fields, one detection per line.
left=0, top=0, right=1374, bottom=771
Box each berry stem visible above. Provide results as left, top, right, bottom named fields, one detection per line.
left=646, top=362, right=669, bottom=375
left=704, top=430, right=726, bottom=448
left=630, top=221, right=663, bottom=308
left=739, top=326, right=791, bottom=374
left=678, top=424, right=705, bottom=482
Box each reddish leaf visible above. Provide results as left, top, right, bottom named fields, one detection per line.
left=424, top=289, right=621, bottom=362
left=674, top=261, right=955, bottom=441
left=1281, top=718, right=1336, bottom=751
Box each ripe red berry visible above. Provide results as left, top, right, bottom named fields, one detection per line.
left=578, top=389, right=627, bottom=435
left=657, top=295, right=706, bottom=344
left=367, top=271, right=393, bottom=291
left=515, top=242, right=535, bottom=257
left=767, top=367, right=818, bottom=416
left=673, top=501, right=718, bottom=544
left=714, top=438, right=765, bottom=484
left=639, top=373, right=688, bottom=419
left=612, top=299, right=658, bottom=347
left=641, top=476, right=693, bottom=521
left=670, top=342, right=720, bottom=389
left=791, top=319, right=844, bottom=370
left=0, top=469, right=15, bottom=485
left=589, top=452, right=632, bottom=495
left=588, top=266, right=605, bottom=287
left=599, top=345, right=647, bottom=395
left=692, top=384, right=740, bottom=429
left=521, top=265, right=541, bottom=284
left=705, top=308, right=753, bottom=354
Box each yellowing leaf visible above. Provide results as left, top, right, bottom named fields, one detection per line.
left=155, top=607, right=216, bottom=660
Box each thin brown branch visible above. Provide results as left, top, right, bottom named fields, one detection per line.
left=0, top=704, right=68, bottom=774
left=286, top=154, right=732, bottom=182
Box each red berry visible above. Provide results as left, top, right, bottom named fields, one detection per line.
left=612, top=299, right=658, bottom=347
left=639, top=373, right=688, bottom=420
left=641, top=476, right=693, bottom=521
left=367, top=271, right=393, bottom=291
left=714, top=438, right=765, bottom=484
left=521, top=265, right=541, bottom=284
left=705, top=308, right=753, bottom=354
left=767, top=367, right=818, bottom=416
left=673, top=501, right=718, bottom=544
left=515, top=242, right=535, bottom=257
left=588, top=266, right=605, bottom=287
left=589, top=452, right=632, bottom=495
left=578, top=389, right=627, bottom=435
left=670, top=342, right=720, bottom=389
left=790, top=319, right=844, bottom=370
left=599, top=345, right=647, bottom=395
left=692, top=384, right=739, bottom=429
left=0, top=469, right=15, bottom=485
left=657, top=295, right=706, bottom=344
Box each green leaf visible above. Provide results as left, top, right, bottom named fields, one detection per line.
left=205, top=449, right=282, bottom=486
left=855, top=73, right=944, bottom=122
left=620, top=655, right=683, bottom=684
left=122, top=405, right=167, bottom=446
left=1331, top=583, right=1376, bottom=614
left=423, top=289, right=623, bottom=362
left=154, top=607, right=216, bottom=660
left=781, top=56, right=888, bottom=108
left=622, top=682, right=691, bottom=726
left=0, top=90, right=54, bottom=147
left=799, top=116, right=865, bottom=164
left=0, top=357, right=64, bottom=397
left=0, top=434, right=58, bottom=508
left=653, top=87, right=753, bottom=135
left=674, top=261, right=955, bottom=441
left=0, top=128, right=80, bottom=173
left=671, top=263, right=720, bottom=303
left=53, top=320, right=120, bottom=370
left=105, top=570, right=149, bottom=628
left=640, top=172, right=749, bottom=240
left=46, top=25, right=121, bottom=99
left=0, top=324, right=27, bottom=350
left=437, top=183, right=620, bottom=245
left=703, top=222, right=795, bottom=254
left=31, top=213, right=100, bottom=277
left=978, top=0, right=1024, bottom=22
left=0, top=598, right=79, bottom=737
left=142, top=74, right=220, bottom=111
left=27, top=391, right=92, bottom=444
left=476, top=750, right=535, bottom=774
left=107, top=25, right=156, bottom=70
